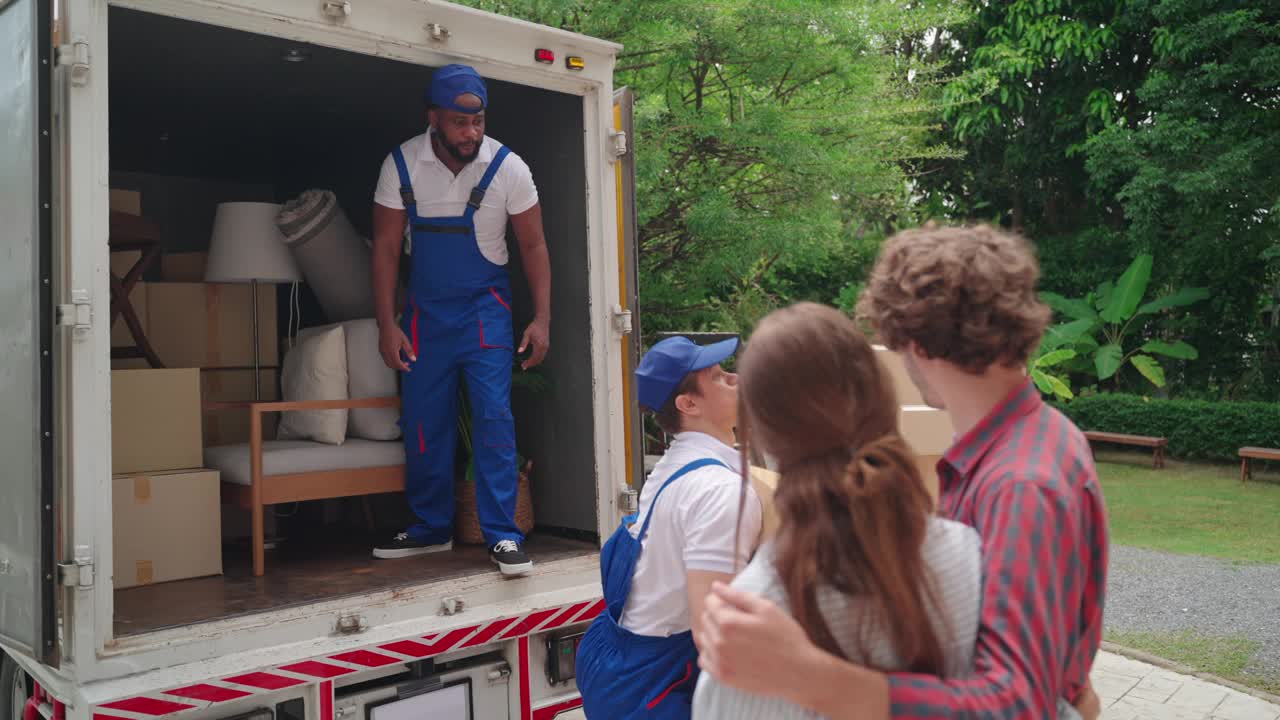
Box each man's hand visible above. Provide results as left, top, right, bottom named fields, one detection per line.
left=379, top=325, right=415, bottom=371
left=1073, top=677, right=1101, bottom=720
left=697, top=581, right=819, bottom=703
left=518, top=317, right=549, bottom=369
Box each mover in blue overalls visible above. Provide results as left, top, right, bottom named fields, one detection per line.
left=576, top=336, right=763, bottom=719
left=370, top=64, right=551, bottom=576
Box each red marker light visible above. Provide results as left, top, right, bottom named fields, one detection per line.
left=535, top=49, right=554, bottom=64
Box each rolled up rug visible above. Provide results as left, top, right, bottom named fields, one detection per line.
left=276, top=189, right=376, bottom=322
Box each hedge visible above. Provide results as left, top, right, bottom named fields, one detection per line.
left=1054, top=393, right=1280, bottom=462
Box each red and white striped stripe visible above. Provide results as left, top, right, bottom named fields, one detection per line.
left=91, top=598, right=604, bottom=720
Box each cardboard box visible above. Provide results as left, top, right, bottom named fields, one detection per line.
left=914, top=453, right=943, bottom=507
left=110, top=281, right=148, bottom=348
left=899, top=406, right=954, bottom=456
left=874, top=345, right=925, bottom=406
left=201, top=368, right=280, bottom=446
left=146, top=282, right=278, bottom=369
left=112, top=469, right=222, bottom=588
left=161, top=252, right=208, bottom=282
left=110, top=188, right=141, bottom=215
left=111, top=368, right=203, bottom=474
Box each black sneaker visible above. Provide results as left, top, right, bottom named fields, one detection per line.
left=490, top=540, right=533, bottom=576
left=372, top=532, right=453, bottom=559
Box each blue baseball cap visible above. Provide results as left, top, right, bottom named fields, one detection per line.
left=636, top=336, right=739, bottom=411
left=428, top=64, right=487, bottom=113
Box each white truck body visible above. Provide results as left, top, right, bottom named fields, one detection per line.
left=0, top=1, right=643, bottom=718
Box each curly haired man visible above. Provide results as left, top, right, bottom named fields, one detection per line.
left=696, top=223, right=1109, bottom=720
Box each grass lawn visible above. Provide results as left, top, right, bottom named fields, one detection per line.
left=1105, top=629, right=1280, bottom=696
left=1095, top=452, right=1280, bottom=564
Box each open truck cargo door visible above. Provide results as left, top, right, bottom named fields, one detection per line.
left=613, top=87, right=644, bottom=497
left=0, top=0, right=58, bottom=667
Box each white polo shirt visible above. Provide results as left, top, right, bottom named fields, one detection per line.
left=620, top=432, right=763, bottom=637
left=373, top=130, right=539, bottom=266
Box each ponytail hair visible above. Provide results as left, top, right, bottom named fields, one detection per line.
left=735, top=302, right=949, bottom=674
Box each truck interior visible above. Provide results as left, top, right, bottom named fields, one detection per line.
left=106, top=7, right=601, bottom=639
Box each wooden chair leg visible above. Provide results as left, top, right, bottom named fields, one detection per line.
left=252, top=501, right=265, bottom=577
left=1241, top=458, right=1249, bottom=483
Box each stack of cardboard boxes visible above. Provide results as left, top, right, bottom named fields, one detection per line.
left=109, top=187, right=282, bottom=587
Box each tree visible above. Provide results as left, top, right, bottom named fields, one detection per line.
left=1084, top=1, right=1280, bottom=398
left=458, top=0, right=966, bottom=334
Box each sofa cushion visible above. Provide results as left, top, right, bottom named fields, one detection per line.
left=277, top=323, right=349, bottom=444
left=306, top=319, right=401, bottom=441
left=205, top=438, right=406, bottom=487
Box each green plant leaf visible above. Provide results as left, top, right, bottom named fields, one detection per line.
left=1042, top=318, right=1096, bottom=350
left=1045, top=373, right=1074, bottom=400
left=1101, top=254, right=1153, bottom=323
left=1130, top=354, right=1166, bottom=387
left=1135, top=287, right=1211, bottom=316
left=1094, top=281, right=1114, bottom=311
left=1031, top=368, right=1054, bottom=395
left=1095, top=343, right=1124, bottom=379
left=1035, top=348, right=1077, bottom=368
left=1040, top=292, right=1098, bottom=321
left=1140, top=340, right=1199, bottom=360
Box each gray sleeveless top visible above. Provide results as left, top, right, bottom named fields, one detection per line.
left=691, top=516, right=1082, bottom=720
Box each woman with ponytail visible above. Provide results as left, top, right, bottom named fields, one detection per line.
left=692, top=303, right=1082, bottom=719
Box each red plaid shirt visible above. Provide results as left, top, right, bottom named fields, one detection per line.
left=888, top=380, right=1109, bottom=718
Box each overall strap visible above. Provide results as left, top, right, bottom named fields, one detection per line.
left=463, top=145, right=511, bottom=221
left=636, top=458, right=729, bottom=539
left=391, top=147, right=417, bottom=218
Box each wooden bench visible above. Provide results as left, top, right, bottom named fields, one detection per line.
left=1083, top=431, right=1168, bottom=469
left=1239, top=446, right=1280, bottom=483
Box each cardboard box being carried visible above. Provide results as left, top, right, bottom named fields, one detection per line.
left=146, top=282, right=278, bottom=369
left=202, top=368, right=280, bottom=446
left=112, top=469, right=222, bottom=588
left=111, top=368, right=202, bottom=475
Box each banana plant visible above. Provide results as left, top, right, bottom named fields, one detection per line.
left=1038, top=254, right=1209, bottom=390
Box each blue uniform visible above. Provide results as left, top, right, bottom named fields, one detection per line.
left=391, top=144, right=522, bottom=547
left=576, top=458, right=728, bottom=720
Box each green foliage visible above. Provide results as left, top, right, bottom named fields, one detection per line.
left=1056, top=393, right=1280, bottom=462
left=922, top=0, right=1280, bottom=401
left=1083, top=2, right=1280, bottom=397
left=1038, top=253, right=1208, bottom=392
left=457, top=0, right=966, bottom=335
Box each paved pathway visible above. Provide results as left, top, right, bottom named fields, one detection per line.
left=1096, top=650, right=1280, bottom=719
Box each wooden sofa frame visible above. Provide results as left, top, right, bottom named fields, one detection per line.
left=210, top=396, right=405, bottom=577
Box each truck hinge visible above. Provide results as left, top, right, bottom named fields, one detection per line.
left=611, top=304, right=632, bottom=336
left=55, top=289, right=92, bottom=334
left=57, top=547, right=95, bottom=589
left=56, top=39, right=90, bottom=87
left=608, top=129, right=628, bottom=159
left=619, top=485, right=638, bottom=514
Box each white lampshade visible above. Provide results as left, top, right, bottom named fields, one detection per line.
left=204, top=202, right=303, bottom=283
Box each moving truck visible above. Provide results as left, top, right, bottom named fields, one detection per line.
left=0, top=2, right=954, bottom=718
left=2, top=1, right=642, bottom=718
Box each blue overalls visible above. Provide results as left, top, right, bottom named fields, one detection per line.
left=576, top=458, right=728, bottom=720
left=391, top=142, right=522, bottom=547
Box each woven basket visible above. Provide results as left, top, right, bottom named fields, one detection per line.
left=455, top=460, right=535, bottom=545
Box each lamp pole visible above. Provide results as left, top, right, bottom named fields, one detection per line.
left=252, top=278, right=261, bottom=401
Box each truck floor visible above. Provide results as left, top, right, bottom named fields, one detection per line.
left=113, top=533, right=598, bottom=638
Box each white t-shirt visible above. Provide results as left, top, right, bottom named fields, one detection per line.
left=619, top=432, right=763, bottom=637
left=373, top=130, right=539, bottom=266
